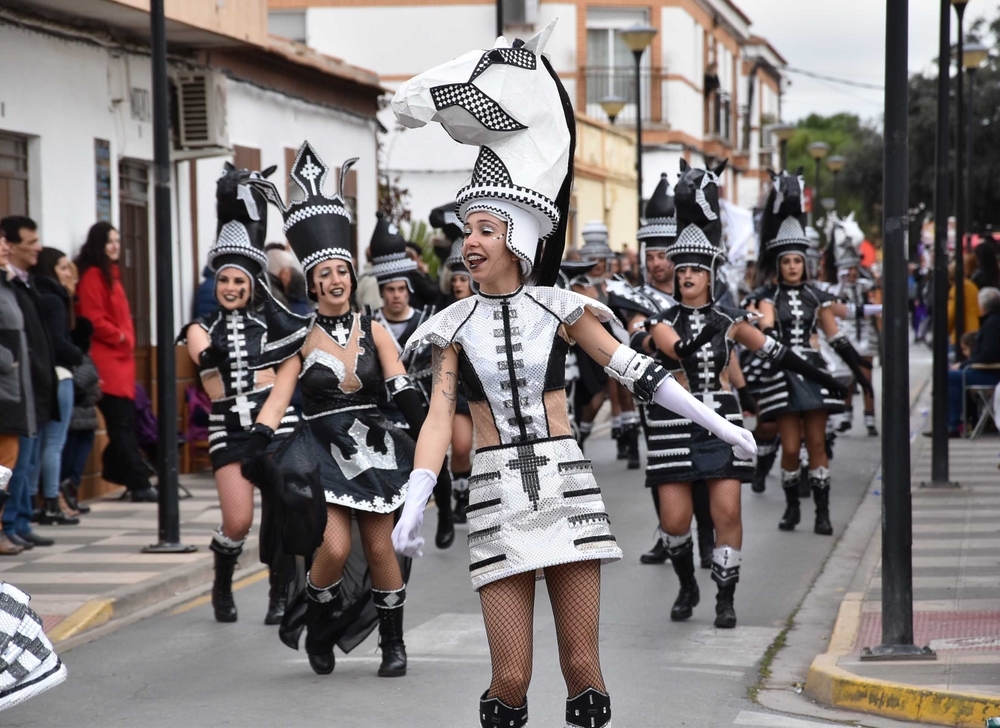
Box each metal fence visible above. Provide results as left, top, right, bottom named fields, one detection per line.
left=582, top=66, right=663, bottom=125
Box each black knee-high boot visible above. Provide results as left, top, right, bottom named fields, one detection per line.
left=711, top=546, right=741, bottom=629
left=373, top=586, right=407, bottom=677
left=305, top=576, right=342, bottom=675
left=752, top=437, right=778, bottom=493
left=810, top=467, right=833, bottom=536
left=566, top=688, right=611, bottom=728
left=622, top=412, right=641, bottom=470
left=210, top=530, right=244, bottom=623
left=778, top=469, right=801, bottom=531
left=665, top=533, right=699, bottom=621
left=434, top=468, right=454, bottom=549
left=640, top=488, right=669, bottom=565
left=480, top=692, right=528, bottom=727
left=692, top=482, right=714, bottom=569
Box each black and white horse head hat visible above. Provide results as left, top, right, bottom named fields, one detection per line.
left=579, top=221, right=615, bottom=261
left=429, top=201, right=464, bottom=244
left=209, top=162, right=275, bottom=282
left=637, top=173, right=677, bottom=250
left=392, top=19, right=574, bottom=279
left=369, top=212, right=416, bottom=289
left=668, top=162, right=728, bottom=299
left=249, top=141, right=357, bottom=276
left=765, top=216, right=811, bottom=261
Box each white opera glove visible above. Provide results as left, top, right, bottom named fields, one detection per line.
left=652, top=376, right=758, bottom=460
left=391, top=468, right=438, bottom=558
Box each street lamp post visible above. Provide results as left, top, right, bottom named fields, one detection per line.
left=952, top=0, right=970, bottom=361
left=770, top=123, right=795, bottom=171
left=963, top=42, right=988, bottom=251
left=599, top=96, right=626, bottom=126
left=826, top=155, right=846, bottom=207
left=806, top=141, right=830, bottom=226
left=928, top=0, right=954, bottom=487
left=620, top=23, right=658, bottom=222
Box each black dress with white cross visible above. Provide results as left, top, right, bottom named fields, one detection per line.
left=755, top=282, right=846, bottom=421
left=645, top=304, right=754, bottom=485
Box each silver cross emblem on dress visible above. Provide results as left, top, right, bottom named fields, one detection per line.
left=331, top=419, right=398, bottom=480
left=230, top=395, right=256, bottom=428
left=329, top=319, right=351, bottom=347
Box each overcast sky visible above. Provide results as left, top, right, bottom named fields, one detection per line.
left=735, top=0, right=994, bottom=123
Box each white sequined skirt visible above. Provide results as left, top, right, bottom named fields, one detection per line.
left=465, top=436, right=622, bottom=591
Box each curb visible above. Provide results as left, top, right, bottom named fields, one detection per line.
left=805, top=599, right=1000, bottom=727
left=49, top=540, right=262, bottom=646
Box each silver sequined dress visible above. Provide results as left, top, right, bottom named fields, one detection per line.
left=405, top=286, right=623, bottom=590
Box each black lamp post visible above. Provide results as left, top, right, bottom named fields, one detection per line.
left=826, top=155, right=846, bottom=207
left=963, top=41, right=988, bottom=252
left=807, top=141, right=829, bottom=226
left=620, top=23, right=658, bottom=221
left=952, top=0, right=970, bottom=360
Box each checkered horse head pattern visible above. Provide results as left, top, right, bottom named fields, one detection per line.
left=391, top=18, right=572, bottom=244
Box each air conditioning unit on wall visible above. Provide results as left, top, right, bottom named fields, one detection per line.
left=171, top=71, right=230, bottom=152
left=503, top=0, right=538, bottom=27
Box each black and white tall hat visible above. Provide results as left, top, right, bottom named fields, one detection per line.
left=636, top=173, right=676, bottom=250
left=392, top=19, right=575, bottom=282
left=208, top=163, right=272, bottom=281
left=764, top=216, right=812, bottom=260
left=579, top=221, right=615, bottom=260
left=446, top=239, right=469, bottom=275
left=249, top=141, right=357, bottom=275
left=369, top=212, right=417, bottom=288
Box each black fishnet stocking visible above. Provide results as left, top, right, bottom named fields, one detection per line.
left=706, top=479, right=742, bottom=549
left=309, top=505, right=352, bottom=587
left=777, top=412, right=828, bottom=471
left=480, top=571, right=536, bottom=706
left=545, top=560, right=605, bottom=697
left=214, top=463, right=254, bottom=541
left=356, top=510, right=403, bottom=591
left=657, top=483, right=716, bottom=544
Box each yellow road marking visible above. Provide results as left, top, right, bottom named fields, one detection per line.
left=169, top=568, right=269, bottom=616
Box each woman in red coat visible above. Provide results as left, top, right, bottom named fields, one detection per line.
left=74, top=222, right=156, bottom=502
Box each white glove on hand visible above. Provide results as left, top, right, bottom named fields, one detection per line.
left=652, top=376, right=758, bottom=460
left=392, top=468, right=438, bottom=558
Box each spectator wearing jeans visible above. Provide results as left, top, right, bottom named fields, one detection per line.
left=0, top=216, right=57, bottom=548
left=60, top=316, right=99, bottom=515
left=31, top=248, right=83, bottom=525
left=75, top=222, right=156, bottom=502
left=947, top=287, right=1000, bottom=436
left=0, top=232, right=32, bottom=554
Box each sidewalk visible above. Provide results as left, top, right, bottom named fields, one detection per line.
left=806, top=382, right=1000, bottom=727
left=1, top=474, right=262, bottom=644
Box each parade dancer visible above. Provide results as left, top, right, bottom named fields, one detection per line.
left=244, top=142, right=425, bottom=677
left=626, top=173, right=715, bottom=567
left=389, top=24, right=755, bottom=726
left=0, top=467, right=66, bottom=711
left=178, top=164, right=304, bottom=625
left=633, top=161, right=846, bottom=627
left=368, top=212, right=455, bottom=548
left=823, top=222, right=882, bottom=436
left=755, top=171, right=871, bottom=535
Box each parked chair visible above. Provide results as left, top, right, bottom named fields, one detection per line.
left=963, top=363, right=1000, bottom=439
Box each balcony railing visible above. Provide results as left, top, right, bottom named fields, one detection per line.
left=708, top=91, right=732, bottom=143
left=583, top=66, right=664, bottom=125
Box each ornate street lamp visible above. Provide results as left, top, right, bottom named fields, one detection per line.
left=769, top=123, right=795, bottom=170
left=806, top=141, right=830, bottom=225
left=951, top=0, right=972, bottom=358
left=599, top=95, right=626, bottom=125
left=620, top=23, right=658, bottom=221
left=963, top=41, right=988, bottom=254
left=826, top=155, right=846, bottom=206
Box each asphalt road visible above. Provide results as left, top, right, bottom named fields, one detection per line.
left=5, top=411, right=890, bottom=728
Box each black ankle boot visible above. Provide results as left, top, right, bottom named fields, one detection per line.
left=626, top=425, right=641, bottom=470
left=566, top=687, right=611, bottom=728
left=435, top=507, right=455, bottom=549
left=666, top=537, right=699, bottom=621
left=865, top=412, right=879, bottom=437
left=711, top=547, right=740, bottom=629
left=751, top=440, right=777, bottom=494
left=697, top=528, right=714, bottom=570
left=373, top=587, right=407, bottom=677
left=209, top=537, right=242, bottom=623
left=37, top=497, right=79, bottom=526
left=264, top=568, right=286, bottom=626
left=452, top=474, right=470, bottom=525
left=778, top=474, right=801, bottom=532
left=811, top=470, right=833, bottom=536
left=59, top=478, right=89, bottom=514
left=613, top=423, right=626, bottom=460
left=480, top=691, right=528, bottom=727
left=305, top=578, right=342, bottom=675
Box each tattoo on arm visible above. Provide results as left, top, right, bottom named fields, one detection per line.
left=432, top=346, right=459, bottom=415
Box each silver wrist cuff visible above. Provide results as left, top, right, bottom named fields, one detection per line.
left=386, top=373, right=416, bottom=396
left=604, top=344, right=668, bottom=402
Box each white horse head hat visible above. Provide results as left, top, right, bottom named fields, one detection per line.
left=391, top=19, right=574, bottom=281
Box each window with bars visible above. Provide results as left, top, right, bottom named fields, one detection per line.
left=0, top=132, right=29, bottom=219
left=584, top=8, right=655, bottom=125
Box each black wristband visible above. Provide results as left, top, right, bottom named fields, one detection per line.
left=393, top=386, right=427, bottom=438
left=199, top=345, right=228, bottom=370
left=737, top=385, right=756, bottom=414
left=629, top=329, right=651, bottom=353
left=673, top=324, right=721, bottom=359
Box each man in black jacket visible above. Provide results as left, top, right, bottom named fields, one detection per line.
left=947, top=286, right=1000, bottom=436
left=0, top=216, right=56, bottom=548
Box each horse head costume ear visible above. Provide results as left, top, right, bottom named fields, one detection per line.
left=795, top=165, right=805, bottom=177
left=391, top=19, right=574, bottom=285
left=712, top=159, right=728, bottom=176
left=767, top=168, right=778, bottom=181
left=211, top=160, right=273, bottom=281
left=679, top=158, right=691, bottom=173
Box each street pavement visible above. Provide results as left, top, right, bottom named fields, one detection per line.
left=2, top=398, right=895, bottom=728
